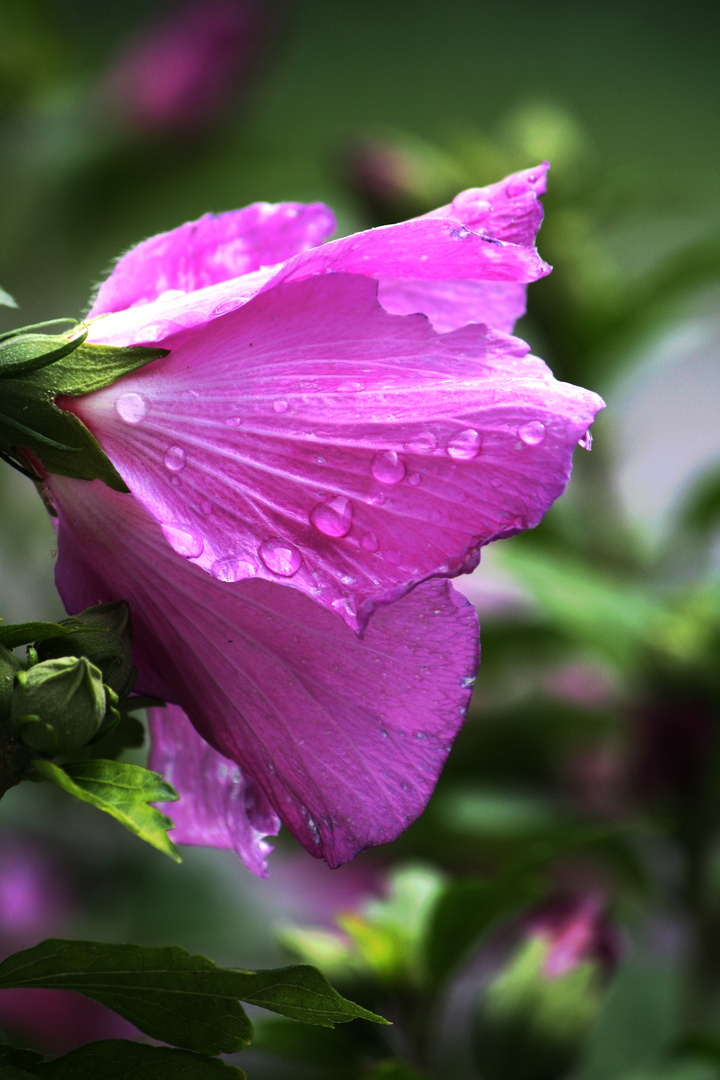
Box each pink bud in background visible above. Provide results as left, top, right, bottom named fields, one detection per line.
left=103, top=0, right=276, bottom=136
left=527, top=894, right=620, bottom=980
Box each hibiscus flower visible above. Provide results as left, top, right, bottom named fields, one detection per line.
left=42, top=165, right=603, bottom=871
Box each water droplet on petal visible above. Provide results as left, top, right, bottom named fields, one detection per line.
left=447, top=428, right=481, bottom=460
left=578, top=430, right=593, bottom=451
left=337, top=380, right=364, bottom=392
left=406, top=431, right=437, bottom=454
left=415, top=730, right=428, bottom=740
left=273, top=399, right=289, bottom=414
left=161, top=524, right=204, bottom=559
left=380, top=728, right=388, bottom=739
left=490, top=475, right=503, bottom=488
left=163, top=445, right=186, bottom=472
left=518, top=420, right=546, bottom=446
left=408, top=472, right=421, bottom=486
left=200, top=500, right=213, bottom=516
left=258, top=539, right=302, bottom=577
left=115, top=393, right=149, bottom=424
left=372, top=450, right=406, bottom=484
left=360, top=531, right=379, bottom=552
left=309, top=495, right=353, bottom=538
left=211, top=555, right=257, bottom=582
left=461, top=674, right=476, bottom=689
left=225, top=415, right=242, bottom=427
left=450, top=225, right=472, bottom=240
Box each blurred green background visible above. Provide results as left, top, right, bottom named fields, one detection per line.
left=1, top=1, right=719, bottom=1077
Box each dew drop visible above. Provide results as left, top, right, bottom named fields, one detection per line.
left=163, top=445, right=186, bottom=472
left=369, top=492, right=386, bottom=507
left=461, top=674, right=476, bottom=689
left=161, top=524, right=204, bottom=559
left=578, top=430, right=593, bottom=451
left=450, top=225, right=471, bottom=240
left=115, top=392, right=149, bottom=424
left=380, top=728, right=388, bottom=739
left=408, top=472, right=421, bottom=487
left=371, top=450, right=406, bottom=484
left=309, top=495, right=353, bottom=538
left=273, top=399, right=289, bottom=414
left=225, top=415, right=242, bottom=427
left=415, top=730, right=428, bottom=740
left=258, top=539, right=302, bottom=577
left=211, top=555, right=257, bottom=582
left=406, top=431, right=437, bottom=454
left=518, top=420, right=546, bottom=446
left=360, top=531, right=379, bottom=552
left=337, top=379, right=365, bottom=392
left=447, top=428, right=481, bottom=460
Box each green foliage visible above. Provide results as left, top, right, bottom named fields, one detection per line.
left=32, top=759, right=181, bottom=862
left=0, top=1041, right=246, bottom=1080
left=0, top=940, right=387, bottom=1059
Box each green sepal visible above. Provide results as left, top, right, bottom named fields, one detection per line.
left=0, top=1041, right=246, bottom=1080
left=36, top=602, right=136, bottom=698
left=0, top=620, right=80, bottom=651
left=0, top=320, right=167, bottom=489
left=33, top=758, right=181, bottom=862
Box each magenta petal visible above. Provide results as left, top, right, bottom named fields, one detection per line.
left=50, top=476, right=479, bottom=866
left=89, top=202, right=336, bottom=317
left=377, top=278, right=529, bottom=334
left=147, top=703, right=280, bottom=876
left=68, top=274, right=604, bottom=633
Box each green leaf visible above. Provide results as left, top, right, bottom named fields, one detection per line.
left=220, top=965, right=388, bottom=1028
left=33, top=341, right=168, bottom=397
left=0, top=287, right=17, bottom=308
left=33, top=759, right=180, bottom=862
left=0, top=942, right=387, bottom=1057
left=5, top=1040, right=246, bottom=1080
left=0, top=621, right=76, bottom=650
left=0, top=324, right=88, bottom=380
left=0, top=942, right=252, bottom=1056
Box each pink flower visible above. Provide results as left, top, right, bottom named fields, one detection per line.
left=45, top=166, right=604, bottom=871
left=103, top=0, right=275, bottom=136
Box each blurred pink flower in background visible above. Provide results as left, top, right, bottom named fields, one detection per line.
left=102, top=0, right=275, bottom=136
left=526, top=894, right=620, bottom=979
left=0, top=833, right=136, bottom=1053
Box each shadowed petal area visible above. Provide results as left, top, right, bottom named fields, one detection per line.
left=89, top=202, right=337, bottom=317
left=67, top=274, right=604, bottom=633
left=50, top=476, right=479, bottom=866
left=147, top=703, right=280, bottom=876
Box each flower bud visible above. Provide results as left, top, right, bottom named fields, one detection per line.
left=11, top=657, right=107, bottom=756
left=473, top=896, right=619, bottom=1080
left=35, top=602, right=136, bottom=699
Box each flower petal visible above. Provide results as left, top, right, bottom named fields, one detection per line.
left=89, top=202, right=336, bottom=317
left=68, top=273, right=604, bottom=633
left=377, top=164, right=549, bottom=333
left=50, top=475, right=479, bottom=867
left=147, top=703, right=280, bottom=876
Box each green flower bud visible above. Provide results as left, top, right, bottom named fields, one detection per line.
left=11, top=656, right=107, bottom=756
left=36, top=601, right=136, bottom=698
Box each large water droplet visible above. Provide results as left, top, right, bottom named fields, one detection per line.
left=258, top=539, right=302, bottom=577
left=309, top=495, right=353, bottom=538
left=406, top=431, right=437, bottom=454
left=273, top=399, right=289, bottom=414
left=161, top=524, right=204, bottom=559
left=578, top=430, right=593, bottom=451
left=163, top=445, right=186, bottom=472
left=360, top=531, right=379, bottom=552
left=518, top=420, right=546, bottom=446
left=447, top=428, right=481, bottom=460
left=115, top=393, right=149, bottom=424
left=211, top=555, right=257, bottom=582
left=372, top=450, right=406, bottom=484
